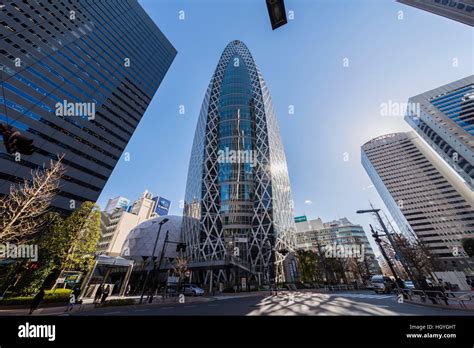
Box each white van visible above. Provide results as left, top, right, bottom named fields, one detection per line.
left=371, top=275, right=395, bottom=294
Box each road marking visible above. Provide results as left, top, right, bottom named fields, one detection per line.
left=104, top=311, right=121, bottom=315
left=185, top=305, right=196, bottom=308
left=48, top=312, right=70, bottom=316
left=161, top=306, right=174, bottom=310
left=329, top=293, right=393, bottom=300
left=134, top=309, right=149, bottom=312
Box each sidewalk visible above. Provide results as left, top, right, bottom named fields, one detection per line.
left=0, top=291, right=271, bottom=316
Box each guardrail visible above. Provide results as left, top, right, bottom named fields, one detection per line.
left=397, top=288, right=473, bottom=309
left=324, top=284, right=355, bottom=291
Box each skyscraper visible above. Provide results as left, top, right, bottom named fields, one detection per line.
left=397, top=0, right=474, bottom=26
left=0, top=0, right=176, bottom=213
left=405, top=76, right=474, bottom=190
left=182, top=40, right=297, bottom=287
left=362, top=132, right=474, bottom=274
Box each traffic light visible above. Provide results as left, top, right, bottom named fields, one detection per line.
left=266, top=0, right=287, bottom=30
left=0, top=123, right=36, bottom=155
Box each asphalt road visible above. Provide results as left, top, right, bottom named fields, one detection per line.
left=70, top=291, right=472, bottom=316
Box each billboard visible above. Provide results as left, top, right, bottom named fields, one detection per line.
left=152, top=196, right=171, bottom=216
left=105, top=196, right=130, bottom=214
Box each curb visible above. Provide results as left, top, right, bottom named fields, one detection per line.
left=0, top=302, right=69, bottom=310
left=403, top=299, right=474, bottom=312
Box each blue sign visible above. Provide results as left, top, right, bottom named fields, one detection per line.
left=153, top=196, right=171, bottom=216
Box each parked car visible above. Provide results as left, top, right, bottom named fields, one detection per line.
left=371, top=275, right=395, bottom=294
left=365, top=281, right=375, bottom=290
left=403, top=280, right=415, bottom=289
left=182, top=284, right=205, bottom=296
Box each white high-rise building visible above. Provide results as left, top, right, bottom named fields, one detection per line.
left=97, top=190, right=160, bottom=256
left=361, top=132, right=474, bottom=275
left=294, top=217, right=377, bottom=257
left=294, top=217, right=380, bottom=275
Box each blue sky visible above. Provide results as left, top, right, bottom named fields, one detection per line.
left=97, top=0, right=473, bottom=253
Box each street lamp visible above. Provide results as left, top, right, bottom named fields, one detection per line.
left=139, top=217, right=169, bottom=304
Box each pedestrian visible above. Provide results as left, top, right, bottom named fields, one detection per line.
left=113, top=280, right=121, bottom=295
left=29, top=288, right=45, bottom=315
left=100, top=285, right=110, bottom=304
left=94, top=285, right=103, bottom=305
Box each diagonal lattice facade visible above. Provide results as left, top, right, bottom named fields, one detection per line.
left=182, top=40, right=297, bottom=286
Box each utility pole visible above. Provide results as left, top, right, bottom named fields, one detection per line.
left=371, top=210, right=417, bottom=286
left=149, top=231, right=169, bottom=303
left=370, top=225, right=402, bottom=290
left=357, top=208, right=417, bottom=288
left=139, top=218, right=168, bottom=304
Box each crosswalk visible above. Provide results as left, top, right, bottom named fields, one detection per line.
left=259, top=292, right=395, bottom=305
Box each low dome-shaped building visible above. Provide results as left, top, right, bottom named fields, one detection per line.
left=121, top=215, right=183, bottom=267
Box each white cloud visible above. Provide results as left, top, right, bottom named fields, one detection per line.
left=304, top=200, right=312, bottom=204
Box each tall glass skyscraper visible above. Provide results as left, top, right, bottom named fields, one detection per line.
left=0, top=0, right=176, bottom=213
left=183, top=40, right=297, bottom=287
left=405, top=76, right=473, bottom=191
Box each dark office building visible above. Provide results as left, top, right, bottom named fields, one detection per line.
left=397, top=0, right=474, bottom=26
left=0, top=0, right=176, bottom=213
left=404, top=76, right=474, bottom=190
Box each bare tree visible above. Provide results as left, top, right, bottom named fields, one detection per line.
left=393, top=233, right=440, bottom=280
left=171, top=256, right=188, bottom=289
left=0, top=155, right=64, bottom=243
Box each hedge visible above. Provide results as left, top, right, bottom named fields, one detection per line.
left=101, top=299, right=136, bottom=307
left=0, top=289, right=72, bottom=306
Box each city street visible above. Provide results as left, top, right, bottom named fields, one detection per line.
left=65, top=291, right=471, bottom=316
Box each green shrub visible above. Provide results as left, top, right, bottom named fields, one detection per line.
left=102, top=299, right=136, bottom=307
left=0, top=296, right=33, bottom=306
left=43, top=289, right=72, bottom=303
left=0, top=289, right=72, bottom=305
